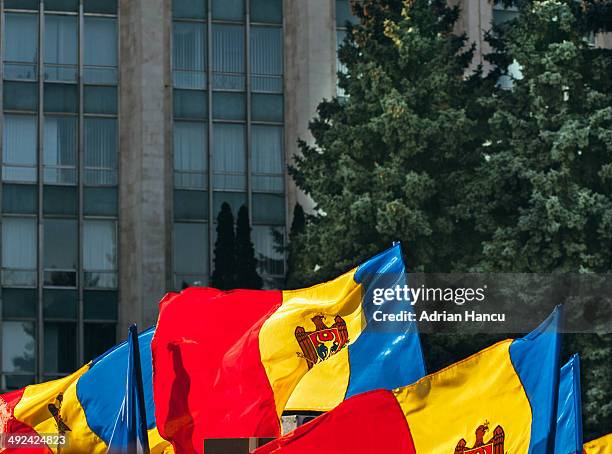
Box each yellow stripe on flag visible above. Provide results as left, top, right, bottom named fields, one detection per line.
left=393, top=340, right=532, bottom=454
left=259, top=268, right=366, bottom=417
left=14, top=364, right=106, bottom=453
left=585, top=434, right=612, bottom=454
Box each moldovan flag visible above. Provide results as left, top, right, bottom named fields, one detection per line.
left=555, top=354, right=583, bottom=454
left=0, top=327, right=172, bottom=453
left=252, top=307, right=562, bottom=454
left=107, top=325, right=151, bottom=454
left=285, top=244, right=425, bottom=412
left=584, top=434, right=612, bottom=454
left=152, top=244, right=425, bottom=453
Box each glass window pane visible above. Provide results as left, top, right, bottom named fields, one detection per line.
left=44, top=83, right=78, bottom=113
left=2, top=184, right=37, bottom=214
left=5, top=0, right=39, bottom=9
left=2, top=114, right=37, bottom=183
left=173, top=222, right=208, bottom=288
left=336, top=0, right=358, bottom=27
left=44, top=322, right=77, bottom=375
left=212, top=0, right=244, bottom=21
left=173, top=0, right=206, bottom=19
left=3, top=13, right=38, bottom=81
left=2, top=321, right=36, bottom=373
left=2, top=217, right=37, bottom=286
left=174, top=190, right=208, bottom=220
left=250, top=26, right=283, bottom=92
left=43, top=185, right=77, bottom=215
left=44, top=218, right=77, bottom=270
left=212, top=92, right=245, bottom=120
left=84, top=187, right=118, bottom=216
left=251, top=0, right=282, bottom=23
left=83, top=220, right=117, bottom=289
left=252, top=93, right=283, bottom=122
left=173, top=89, right=208, bottom=119
left=212, top=24, right=245, bottom=90
left=174, top=121, right=207, bottom=189
left=84, top=0, right=118, bottom=14
left=173, top=21, right=207, bottom=89
left=212, top=123, right=246, bottom=190
left=252, top=193, right=285, bottom=224
left=44, top=116, right=77, bottom=184
left=84, top=118, right=117, bottom=185
left=84, top=291, right=118, bottom=320
left=3, top=81, right=38, bottom=111
left=45, top=0, right=78, bottom=11
left=2, top=375, right=36, bottom=391
left=84, top=323, right=116, bottom=362
left=252, top=125, right=283, bottom=192
left=84, top=86, right=117, bottom=114
left=43, top=289, right=77, bottom=319
left=212, top=191, right=245, bottom=218
left=44, top=15, right=77, bottom=81
left=84, top=17, right=118, bottom=83
left=2, top=288, right=37, bottom=318
left=252, top=225, right=284, bottom=276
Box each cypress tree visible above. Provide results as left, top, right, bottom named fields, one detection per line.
left=211, top=202, right=236, bottom=290
left=286, top=203, right=306, bottom=288
left=235, top=204, right=263, bottom=289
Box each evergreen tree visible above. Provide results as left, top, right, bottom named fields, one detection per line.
left=286, top=203, right=306, bottom=288
left=211, top=202, right=236, bottom=290
left=235, top=205, right=263, bottom=289
left=468, top=0, right=612, bottom=437
left=288, top=0, right=492, bottom=284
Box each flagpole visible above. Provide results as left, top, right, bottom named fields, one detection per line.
left=129, top=325, right=151, bottom=454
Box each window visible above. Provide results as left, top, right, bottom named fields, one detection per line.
left=2, top=321, right=36, bottom=374
left=252, top=193, right=284, bottom=224
left=2, top=115, right=37, bottom=182
left=46, top=0, right=78, bottom=12
left=252, top=94, right=283, bottom=122
left=252, top=125, right=283, bottom=192
left=212, top=0, right=244, bottom=21
left=252, top=225, right=284, bottom=276
left=3, top=13, right=38, bottom=81
left=173, top=22, right=207, bottom=89
left=212, top=92, right=245, bottom=120
left=174, top=89, right=208, bottom=119
left=44, top=322, right=77, bottom=375
left=83, top=220, right=117, bottom=289
left=173, top=0, right=207, bottom=19
left=212, top=24, right=245, bottom=90
left=84, top=323, right=116, bottom=362
left=173, top=222, right=209, bottom=288
left=84, top=118, right=117, bottom=185
left=44, top=15, right=78, bottom=82
left=44, top=218, right=77, bottom=286
left=84, top=17, right=118, bottom=84
left=212, top=123, right=246, bottom=190
left=84, top=86, right=118, bottom=115
left=250, top=27, right=283, bottom=93
left=44, top=116, right=77, bottom=184
left=336, top=0, right=358, bottom=27
left=84, top=0, right=118, bottom=14
left=250, top=0, right=282, bottom=24
left=174, top=121, right=207, bottom=189
left=2, top=218, right=37, bottom=286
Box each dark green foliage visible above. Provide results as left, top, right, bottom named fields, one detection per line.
left=286, top=204, right=306, bottom=288
left=211, top=202, right=236, bottom=290
left=235, top=205, right=263, bottom=289
left=288, top=0, right=612, bottom=437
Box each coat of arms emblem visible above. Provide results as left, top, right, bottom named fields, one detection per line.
left=454, top=422, right=505, bottom=454
left=295, top=315, right=349, bottom=369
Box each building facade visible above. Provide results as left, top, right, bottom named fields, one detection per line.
left=0, top=0, right=516, bottom=390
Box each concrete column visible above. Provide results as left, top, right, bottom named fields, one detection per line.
left=283, top=0, right=337, bottom=221
left=118, top=0, right=173, bottom=334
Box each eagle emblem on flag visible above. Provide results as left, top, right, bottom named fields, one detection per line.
left=454, top=422, right=505, bottom=454
left=295, top=315, right=349, bottom=369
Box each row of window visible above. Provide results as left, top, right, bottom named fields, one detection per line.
left=3, top=13, right=117, bottom=84
left=4, top=0, right=116, bottom=14
left=173, top=0, right=282, bottom=23
left=1, top=217, right=117, bottom=288
left=173, top=23, right=282, bottom=92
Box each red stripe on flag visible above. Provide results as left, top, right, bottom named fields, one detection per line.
left=1, top=389, right=52, bottom=454
left=152, top=287, right=283, bottom=453
left=253, top=389, right=416, bottom=454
